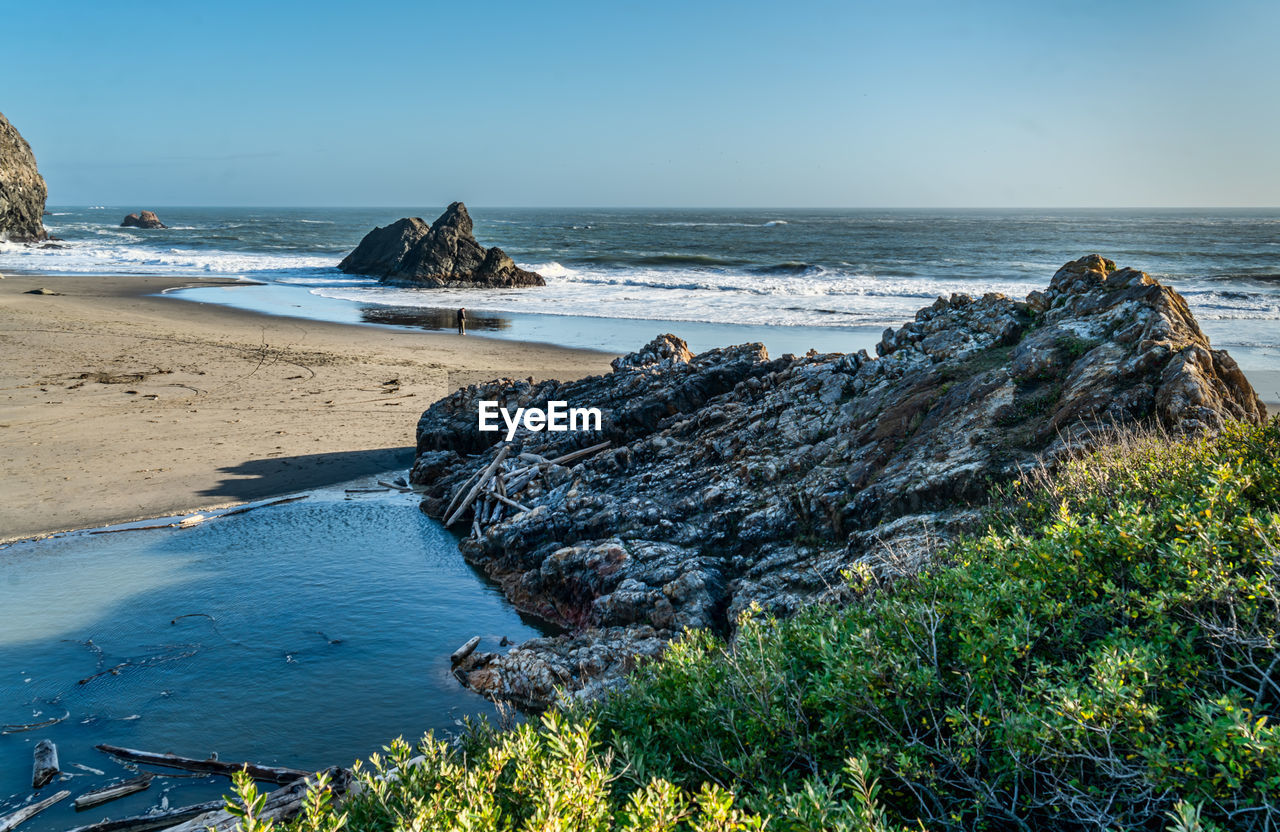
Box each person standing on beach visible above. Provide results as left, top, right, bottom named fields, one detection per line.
left=457, top=307, right=467, bottom=335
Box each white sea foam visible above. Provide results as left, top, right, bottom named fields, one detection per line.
left=309, top=260, right=1041, bottom=329
left=0, top=238, right=337, bottom=276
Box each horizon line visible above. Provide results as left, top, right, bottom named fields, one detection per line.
left=43, top=204, right=1280, bottom=212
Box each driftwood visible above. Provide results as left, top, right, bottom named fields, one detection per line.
left=549, top=440, right=612, bottom=466
left=441, top=462, right=488, bottom=521
left=451, top=636, right=481, bottom=665
left=1, top=710, right=69, bottom=735
left=61, top=801, right=224, bottom=832
left=444, top=441, right=612, bottom=540
left=89, top=497, right=310, bottom=534
left=445, top=446, right=511, bottom=526
left=377, top=480, right=413, bottom=493
left=74, top=773, right=154, bottom=811
left=32, top=740, right=59, bottom=789
left=94, top=746, right=307, bottom=785
left=486, top=491, right=531, bottom=514
left=163, top=767, right=353, bottom=832
left=0, top=790, right=70, bottom=832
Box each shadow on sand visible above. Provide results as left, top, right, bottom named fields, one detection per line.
left=196, top=446, right=416, bottom=502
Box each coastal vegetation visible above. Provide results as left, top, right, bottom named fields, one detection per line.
left=226, top=417, right=1280, bottom=830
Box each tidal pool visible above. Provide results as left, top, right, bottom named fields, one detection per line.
left=0, top=479, right=547, bottom=831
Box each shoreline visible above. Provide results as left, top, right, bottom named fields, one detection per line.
left=0, top=273, right=615, bottom=542
left=165, top=279, right=891, bottom=357
left=2, top=272, right=1276, bottom=543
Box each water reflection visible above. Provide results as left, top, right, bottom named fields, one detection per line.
left=360, top=306, right=513, bottom=332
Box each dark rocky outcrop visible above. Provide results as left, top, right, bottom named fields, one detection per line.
left=339, top=202, right=545, bottom=288
left=121, top=210, right=167, bottom=229
left=0, top=112, right=48, bottom=242
left=411, top=256, right=1267, bottom=708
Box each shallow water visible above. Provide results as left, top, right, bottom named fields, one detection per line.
left=0, top=480, right=548, bottom=832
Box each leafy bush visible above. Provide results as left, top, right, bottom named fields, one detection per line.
left=229, top=419, right=1280, bottom=831
left=597, top=420, right=1280, bottom=829
left=223, top=714, right=910, bottom=832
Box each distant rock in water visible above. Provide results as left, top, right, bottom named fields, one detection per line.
left=0, top=112, right=48, bottom=242
left=410, top=255, right=1266, bottom=708
left=339, top=202, right=545, bottom=288
left=121, top=210, right=167, bottom=229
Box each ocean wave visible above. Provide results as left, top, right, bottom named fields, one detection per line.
left=569, top=252, right=745, bottom=268
left=0, top=238, right=338, bottom=276
left=649, top=221, right=789, bottom=228
left=752, top=262, right=821, bottom=275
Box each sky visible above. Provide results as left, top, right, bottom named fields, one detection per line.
left=2, top=0, right=1277, bottom=208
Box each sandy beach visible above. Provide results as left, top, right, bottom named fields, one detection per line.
left=1, top=272, right=1276, bottom=544
left=0, top=274, right=614, bottom=542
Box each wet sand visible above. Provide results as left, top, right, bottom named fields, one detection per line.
left=0, top=275, right=615, bottom=542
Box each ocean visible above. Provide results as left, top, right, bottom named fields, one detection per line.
left=3, top=206, right=1278, bottom=370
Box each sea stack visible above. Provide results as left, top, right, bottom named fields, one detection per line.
left=121, top=210, right=167, bottom=229
left=0, top=112, right=48, bottom=242
left=339, top=202, right=545, bottom=288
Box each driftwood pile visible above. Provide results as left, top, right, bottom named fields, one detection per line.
left=442, top=441, right=611, bottom=539
left=0, top=743, right=351, bottom=832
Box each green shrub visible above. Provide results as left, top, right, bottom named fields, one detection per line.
left=230, top=420, right=1280, bottom=831
left=596, top=420, right=1280, bottom=829
left=223, top=714, right=911, bottom=832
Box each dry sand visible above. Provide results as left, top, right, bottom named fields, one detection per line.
left=0, top=274, right=615, bottom=542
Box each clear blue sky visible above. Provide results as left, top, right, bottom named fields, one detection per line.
left=3, top=0, right=1276, bottom=207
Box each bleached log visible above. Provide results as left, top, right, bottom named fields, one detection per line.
left=94, top=745, right=307, bottom=785
left=162, top=767, right=352, bottom=832
left=486, top=491, right=532, bottom=514
left=451, top=636, right=481, bottom=664
left=0, top=790, right=70, bottom=832
left=504, top=466, right=550, bottom=495
left=442, top=467, right=484, bottom=520
left=445, top=446, right=510, bottom=526
left=549, top=441, right=611, bottom=466
left=61, top=802, right=223, bottom=832
left=73, top=773, right=154, bottom=811
left=32, top=740, right=59, bottom=788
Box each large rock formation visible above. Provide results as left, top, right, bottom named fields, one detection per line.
left=339, top=202, right=545, bottom=288
left=411, top=256, right=1266, bottom=708
left=121, top=210, right=167, bottom=229
left=0, top=112, right=48, bottom=242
